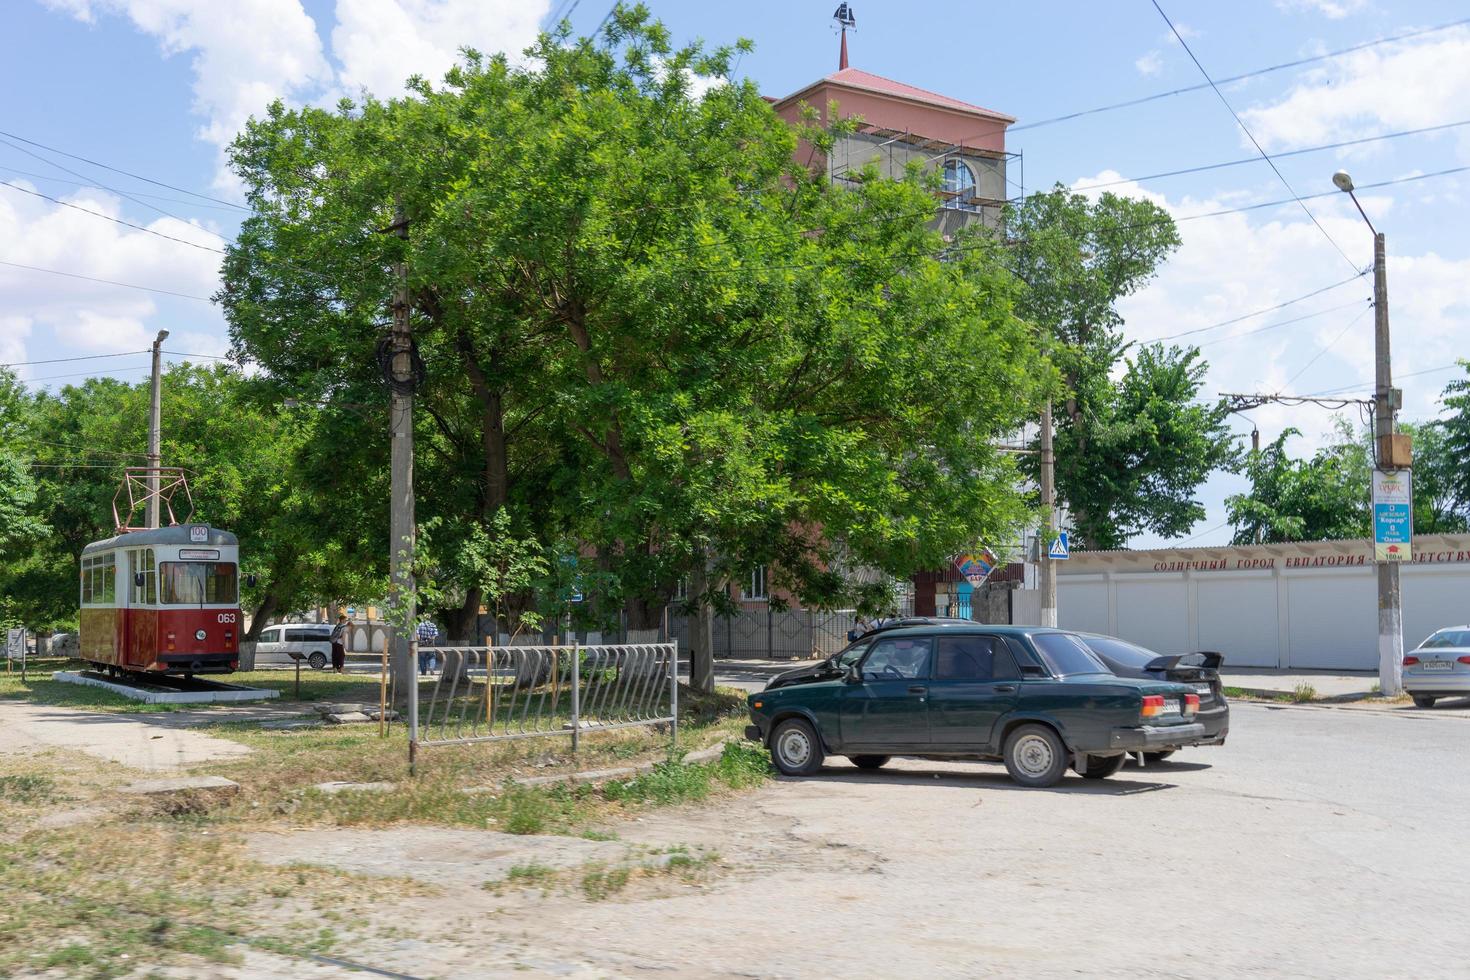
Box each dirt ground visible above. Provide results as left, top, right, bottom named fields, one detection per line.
left=216, top=699, right=1470, bottom=979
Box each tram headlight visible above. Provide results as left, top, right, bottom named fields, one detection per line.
left=195, top=629, right=207, bottom=641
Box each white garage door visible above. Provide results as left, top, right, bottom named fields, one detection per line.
left=1058, top=580, right=1109, bottom=635
left=1114, top=580, right=1189, bottom=654
left=1197, top=577, right=1280, bottom=668
left=1286, top=572, right=1377, bottom=669
left=1401, top=566, right=1470, bottom=650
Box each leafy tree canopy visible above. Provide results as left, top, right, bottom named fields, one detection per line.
left=1007, top=185, right=1237, bottom=550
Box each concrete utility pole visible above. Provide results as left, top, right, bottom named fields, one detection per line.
left=386, top=204, right=418, bottom=711
left=1038, top=399, right=1057, bottom=627
left=1335, top=170, right=1404, bottom=695
left=146, top=329, right=168, bottom=529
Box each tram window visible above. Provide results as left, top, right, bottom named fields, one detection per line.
left=160, top=562, right=238, bottom=605
left=130, top=549, right=157, bottom=605
left=82, top=553, right=115, bottom=605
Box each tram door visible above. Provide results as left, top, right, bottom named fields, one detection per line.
left=125, top=548, right=158, bottom=669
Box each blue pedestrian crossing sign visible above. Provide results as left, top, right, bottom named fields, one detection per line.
left=1048, top=532, right=1070, bottom=560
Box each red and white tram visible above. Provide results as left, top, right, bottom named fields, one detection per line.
left=79, top=524, right=242, bottom=676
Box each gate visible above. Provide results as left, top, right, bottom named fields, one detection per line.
left=408, top=643, right=678, bottom=766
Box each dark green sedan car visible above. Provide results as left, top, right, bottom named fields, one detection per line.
left=744, top=623, right=1208, bottom=787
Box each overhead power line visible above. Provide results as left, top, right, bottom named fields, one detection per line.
left=1149, top=272, right=1367, bottom=342
left=949, top=15, right=1470, bottom=145
left=0, top=259, right=215, bottom=302
left=1083, top=119, right=1470, bottom=191
left=0, top=128, right=251, bottom=212
left=1196, top=297, right=1371, bottom=349
left=1276, top=303, right=1375, bottom=392
left=1, top=349, right=147, bottom=368
left=1151, top=0, right=1357, bottom=274
left=0, top=180, right=225, bottom=254
left=0, top=165, right=247, bottom=212
left=1305, top=363, right=1466, bottom=398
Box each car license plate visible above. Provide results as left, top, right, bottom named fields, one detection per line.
left=1193, top=683, right=1213, bottom=695
left=1422, top=660, right=1454, bottom=671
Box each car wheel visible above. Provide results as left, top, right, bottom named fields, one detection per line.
left=1003, top=724, right=1068, bottom=788
left=1144, top=749, right=1176, bottom=763
left=849, top=755, right=890, bottom=770
left=1079, top=754, right=1126, bottom=780
left=307, top=651, right=328, bottom=671
left=1412, top=695, right=1438, bottom=709
left=770, top=718, right=824, bottom=777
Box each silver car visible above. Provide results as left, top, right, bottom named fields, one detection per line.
left=1404, top=626, right=1470, bottom=708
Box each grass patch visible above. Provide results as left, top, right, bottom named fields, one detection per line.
left=1291, top=682, right=1318, bottom=703
left=603, top=742, right=770, bottom=806
left=579, top=865, right=631, bottom=901
left=1222, top=686, right=1292, bottom=703
left=505, top=861, right=556, bottom=883
left=0, top=774, right=55, bottom=803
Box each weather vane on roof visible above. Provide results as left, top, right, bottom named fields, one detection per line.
left=833, top=3, right=855, bottom=69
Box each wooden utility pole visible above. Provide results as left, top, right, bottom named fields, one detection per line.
left=1038, top=399, right=1057, bottom=627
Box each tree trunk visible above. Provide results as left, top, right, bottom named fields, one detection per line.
left=244, top=593, right=278, bottom=642
left=443, top=586, right=483, bottom=644
left=689, top=554, right=715, bottom=694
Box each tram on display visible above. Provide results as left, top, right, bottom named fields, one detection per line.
left=79, top=524, right=242, bottom=676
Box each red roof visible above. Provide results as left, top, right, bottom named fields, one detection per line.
left=813, top=67, right=1015, bottom=123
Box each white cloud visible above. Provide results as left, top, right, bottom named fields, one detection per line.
left=1071, top=169, right=1470, bottom=545
left=43, top=0, right=552, bottom=192
left=0, top=181, right=224, bottom=382
left=1135, top=51, right=1164, bottom=76
left=331, top=0, right=549, bottom=100
left=1276, top=0, right=1369, bottom=19
left=1238, top=27, right=1470, bottom=149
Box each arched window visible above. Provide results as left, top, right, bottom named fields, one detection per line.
left=942, top=159, right=976, bottom=209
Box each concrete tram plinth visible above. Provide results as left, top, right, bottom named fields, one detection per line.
left=52, top=670, right=281, bottom=704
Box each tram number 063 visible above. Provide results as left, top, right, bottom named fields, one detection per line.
left=217, top=613, right=237, bottom=624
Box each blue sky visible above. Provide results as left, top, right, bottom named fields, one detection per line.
left=2, top=0, right=1467, bottom=548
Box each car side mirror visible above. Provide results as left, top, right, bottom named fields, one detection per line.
left=844, top=665, right=863, bottom=685
left=133, top=572, right=145, bottom=588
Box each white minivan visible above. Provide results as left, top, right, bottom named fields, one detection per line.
left=253, top=623, right=336, bottom=670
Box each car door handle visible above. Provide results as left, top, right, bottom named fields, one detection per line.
left=992, top=685, right=1018, bottom=693
left=908, top=685, right=926, bottom=695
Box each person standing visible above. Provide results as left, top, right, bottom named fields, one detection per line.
left=329, top=613, right=349, bottom=673
left=416, top=619, right=440, bottom=675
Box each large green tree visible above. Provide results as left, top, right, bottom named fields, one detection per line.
left=1442, top=361, right=1470, bottom=515
left=1007, top=186, right=1237, bottom=549
left=1225, top=418, right=1466, bottom=544
left=221, top=5, right=1050, bottom=692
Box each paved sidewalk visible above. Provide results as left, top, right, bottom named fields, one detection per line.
left=1220, top=668, right=1378, bottom=699
left=0, top=701, right=252, bottom=770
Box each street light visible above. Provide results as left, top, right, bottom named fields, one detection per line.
left=1334, top=169, right=1404, bottom=696
left=147, top=329, right=170, bottom=529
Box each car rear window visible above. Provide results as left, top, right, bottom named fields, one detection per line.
left=1079, top=636, right=1159, bottom=669
left=1030, top=632, right=1108, bottom=676
left=1421, top=629, right=1470, bottom=649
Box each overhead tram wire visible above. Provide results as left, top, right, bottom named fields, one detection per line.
left=0, top=128, right=252, bottom=213
left=0, top=165, right=250, bottom=212
left=1, top=349, right=148, bottom=368
left=0, top=181, right=225, bottom=254
left=0, top=260, right=215, bottom=302
left=1151, top=0, right=1357, bottom=274
left=1305, top=363, right=1466, bottom=398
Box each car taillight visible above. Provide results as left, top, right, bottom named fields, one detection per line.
left=1403, top=655, right=1420, bottom=666
left=1183, top=693, right=1199, bottom=716
left=1459, top=657, right=1470, bottom=666
left=1140, top=694, right=1165, bottom=719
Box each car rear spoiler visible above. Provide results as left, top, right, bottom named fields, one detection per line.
left=1145, top=651, right=1225, bottom=672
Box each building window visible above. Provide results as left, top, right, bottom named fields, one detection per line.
left=673, top=577, right=688, bottom=601
left=743, top=565, right=769, bottom=602
left=941, top=159, right=978, bottom=211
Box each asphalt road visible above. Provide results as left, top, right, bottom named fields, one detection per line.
left=265, top=698, right=1470, bottom=979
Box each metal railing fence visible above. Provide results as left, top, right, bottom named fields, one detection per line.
left=408, top=643, right=678, bottom=764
